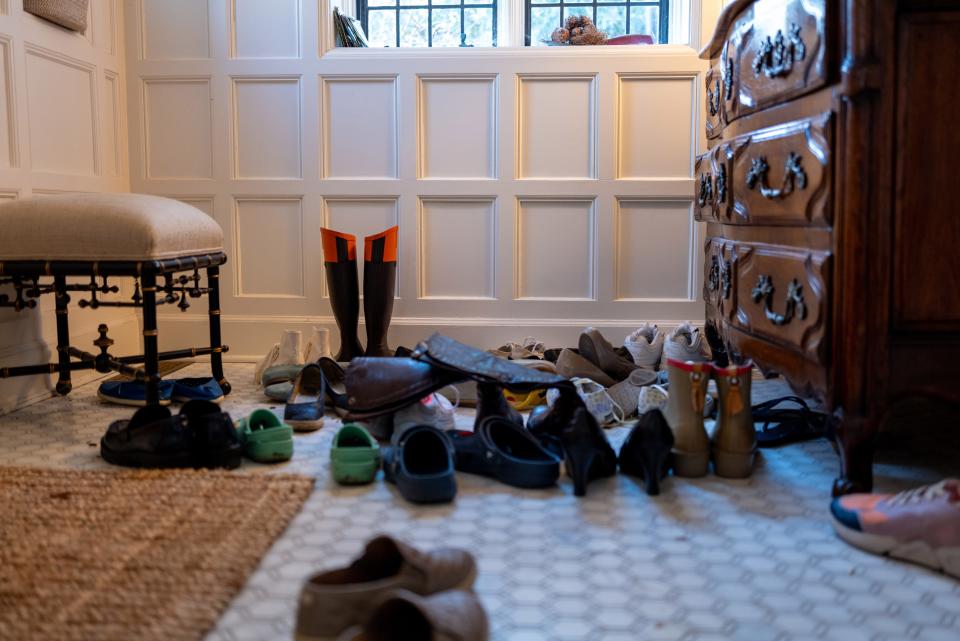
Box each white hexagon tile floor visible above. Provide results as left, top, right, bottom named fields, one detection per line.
left=1, top=362, right=959, bottom=641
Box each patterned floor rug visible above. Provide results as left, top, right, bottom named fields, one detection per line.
left=0, top=467, right=313, bottom=641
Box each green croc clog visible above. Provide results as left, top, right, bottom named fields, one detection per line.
left=331, top=423, right=380, bottom=485
left=236, top=409, right=294, bottom=463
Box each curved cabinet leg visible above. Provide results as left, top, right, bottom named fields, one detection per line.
left=832, top=413, right=876, bottom=497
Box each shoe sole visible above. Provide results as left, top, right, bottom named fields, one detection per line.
left=831, top=515, right=960, bottom=579
left=97, top=391, right=171, bottom=407
left=287, top=417, right=324, bottom=432
left=171, top=395, right=225, bottom=405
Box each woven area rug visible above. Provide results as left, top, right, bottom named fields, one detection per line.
left=0, top=467, right=313, bottom=641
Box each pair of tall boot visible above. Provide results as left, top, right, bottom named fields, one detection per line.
left=321, top=226, right=398, bottom=361
left=664, top=358, right=755, bottom=478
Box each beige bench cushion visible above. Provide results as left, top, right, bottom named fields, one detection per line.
left=0, top=193, right=224, bottom=261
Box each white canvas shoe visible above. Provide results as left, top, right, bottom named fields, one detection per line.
left=258, top=330, right=305, bottom=388
left=663, top=322, right=710, bottom=364
left=303, top=326, right=332, bottom=363
left=547, top=378, right=625, bottom=427
left=393, top=391, right=459, bottom=436
left=254, top=343, right=280, bottom=385
left=623, top=324, right=665, bottom=369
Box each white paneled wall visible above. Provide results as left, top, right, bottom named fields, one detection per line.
left=126, top=0, right=713, bottom=357
left=0, top=1, right=133, bottom=413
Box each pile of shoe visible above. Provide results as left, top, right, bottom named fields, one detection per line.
left=295, top=535, right=487, bottom=641
left=97, top=377, right=225, bottom=406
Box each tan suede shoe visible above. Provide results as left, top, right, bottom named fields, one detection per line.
left=335, top=590, right=489, bottom=641
left=555, top=348, right=616, bottom=387
left=295, top=536, right=477, bottom=641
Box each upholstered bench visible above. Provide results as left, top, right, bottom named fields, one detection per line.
left=0, top=193, right=230, bottom=405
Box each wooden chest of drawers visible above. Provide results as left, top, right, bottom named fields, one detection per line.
left=699, top=0, right=960, bottom=494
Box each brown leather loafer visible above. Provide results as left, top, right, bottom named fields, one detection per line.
left=295, top=536, right=477, bottom=641
left=555, top=348, right=616, bottom=387
left=336, top=589, right=488, bottom=641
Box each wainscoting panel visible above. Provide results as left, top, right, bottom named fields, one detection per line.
left=25, top=46, right=97, bottom=176
left=231, top=76, right=302, bottom=179
left=230, top=0, right=301, bottom=59
left=419, top=198, right=496, bottom=299
left=140, top=0, right=210, bottom=60
left=615, top=199, right=696, bottom=301
left=618, top=75, right=697, bottom=179
left=234, top=197, right=305, bottom=298
left=418, top=76, right=497, bottom=179
left=142, top=78, right=212, bottom=179
left=321, top=76, right=398, bottom=179
left=0, top=36, right=14, bottom=168
left=517, top=75, right=596, bottom=180
left=516, top=198, right=596, bottom=300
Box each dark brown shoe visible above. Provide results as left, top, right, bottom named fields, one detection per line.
left=295, top=536, right=477, bottom=641
left=336, top=590, right=489, bottom=641
left=578, top=327, right=640, bottom=382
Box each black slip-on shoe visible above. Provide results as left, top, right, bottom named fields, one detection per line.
left=451, top=416, right=561, bottom=489
left=100, top=404, right=196, bottom=468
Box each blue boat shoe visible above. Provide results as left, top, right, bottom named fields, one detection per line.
left=98, top=380, right=175, bottom=407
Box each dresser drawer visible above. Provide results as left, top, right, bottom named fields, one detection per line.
left=732, top=0, right=830, bottom=118
left=705, top=64, right=724, bottom=139
left=730, top=112, right=832, bottom=226
left=695, top=150, right=717, bottom=222
left=704, top=237, right=735, bottom=320
left=732, top=242, right=831, bottom=362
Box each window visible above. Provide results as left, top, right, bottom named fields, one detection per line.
left=526, top=0, right=670, bottom=46
left=359, top=0, right=498, bottom=48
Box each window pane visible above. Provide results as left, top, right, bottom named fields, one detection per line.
left=565, top=0, right=594, bottom=3
left=563, top=5, right=592, bottom=21
left=432, top=0, right=460, bottom=4
left=368, top=0, right=395, bottom=6
left=399, top=0, right=425, bottom=5
left=596, top=5, right=626, bottom=37
left=432, top=8, right=461, bottom=46
left=463, top=8, right=494, bottom=46
left=399, top=8, right=429, bottom=46
left=529, top=0, right=559, bottom=4
left=530, top=6, right=560, bottom=45
left=629, top=6, right=659, bottom=40
left=368, top=9, right=397, bottom=47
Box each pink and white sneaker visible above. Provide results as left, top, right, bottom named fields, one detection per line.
left=830, top=479, right=960, bottom=578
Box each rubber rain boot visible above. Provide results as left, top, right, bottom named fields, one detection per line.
left=321, top=228, right=364, bottom=361
left=362, top=226, right=398, bottom=357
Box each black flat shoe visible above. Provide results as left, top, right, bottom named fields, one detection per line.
left=561, top=407, right=617, bottom=497
left=451, top=416, right=561, bottom=489
left=317, top=357, right=349, bottom=414
left=101, top=400, right=239, bottom=469
left=474, top=382, right=524, bottom=431
left=618, top=409, right=674, bottom=495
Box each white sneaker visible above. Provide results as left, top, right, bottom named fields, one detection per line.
left=547, top=378, right=625, bottom=427
left=393, top=391, right=458, bottom=436
left=257, top=330, right=304, bottom=388
left=303, top=326, right=331, bottom=363
left=663, top=322, right=710, bottom=364
left=254, top=343, right=280, bottom=385
left=624, top=324, right=665, bottom=369
left=637, top=385, right=669, bottom=415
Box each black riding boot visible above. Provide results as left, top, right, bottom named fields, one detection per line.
left=321, top=228, right=364, bottom=361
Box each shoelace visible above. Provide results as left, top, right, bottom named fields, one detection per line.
left=884, top=480, right=956, bottom=507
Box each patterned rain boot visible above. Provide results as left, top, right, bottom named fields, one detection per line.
left=663, top=358, right=711, bottom=477
left=362, top=226, right=398, bottom=357
left=321, top=228, right=364, bottom=361
left=711, top=361, right=756, bottom=478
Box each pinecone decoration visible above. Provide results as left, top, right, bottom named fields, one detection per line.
left=562, top=14, right=608, bottom=46
left=550, top=27, right=571, bottom=44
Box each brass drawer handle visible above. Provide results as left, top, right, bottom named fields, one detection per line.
left=751, top=274, right=807, bottom=326
left=753, top=23, right=806, bottom=79
left=698, top=173, right=713, bottom=207
left=745, top=152, right=807, bottom=200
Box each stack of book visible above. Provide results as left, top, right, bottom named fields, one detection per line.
left=334, top=8, right=368, bottom=47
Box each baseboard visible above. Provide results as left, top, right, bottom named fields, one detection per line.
left=0, top=316, right=140, bottom=415
left=158, top=314, right=704, bottom=361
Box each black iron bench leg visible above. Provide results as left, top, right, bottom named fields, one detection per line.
left=53, top=276, right=72, bottom=395
left=141, top=273, right=160, bottom=406
left=207, top=265, right=231, bottom=395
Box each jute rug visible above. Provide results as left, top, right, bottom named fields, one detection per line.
left=0, top=467, right=313, bottom=641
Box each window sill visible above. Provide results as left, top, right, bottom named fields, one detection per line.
left=321, top=43, right=700, bottom=60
